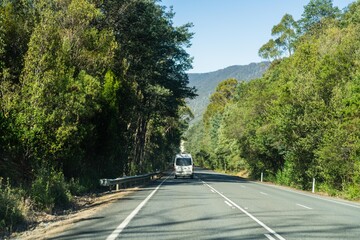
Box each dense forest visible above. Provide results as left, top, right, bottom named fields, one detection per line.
left=185, top=0, right=360, bottom=200
left=0, top=0, right=195, bottom=232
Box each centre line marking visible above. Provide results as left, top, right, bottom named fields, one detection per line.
left=106, top=175, right=169, bottom=240
left=260, top=192, right=268, bottom=196
left=296, top=204, right=312, bottom=210
left=201, top=180, right=286, bottom=240
left=224, top=200, right=233, bottom=208
left=265, top=233, right=277, bottom=240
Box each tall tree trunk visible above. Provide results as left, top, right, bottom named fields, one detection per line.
left=131, top=114, right=148, bottom=174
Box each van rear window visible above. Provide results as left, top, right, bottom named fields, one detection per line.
left=175, top=158, right=192, bottom=166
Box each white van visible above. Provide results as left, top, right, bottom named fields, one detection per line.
left=174, top=153, right=194, bottom=179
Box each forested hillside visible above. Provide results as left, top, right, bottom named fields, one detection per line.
left=0, top=0, right=195, bottom=233
left=185, top=0, right=360, bottom=200
left=187, top=62, right=269, bottom=122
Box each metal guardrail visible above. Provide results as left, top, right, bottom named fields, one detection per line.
left=99, top=171, right=162, bottom=191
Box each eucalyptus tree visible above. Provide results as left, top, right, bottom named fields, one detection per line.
left=102, top=0, right=196, bottom=174
left=18, top=0, right=117, bottom=179
left=272, top=14, right=298, bottom=56
left=186, top=0, right=360, bottom=199
left=200, top=78, right=238, bottom=169
left=1, top=0, right=196, bottom=182
left=259, top=14, right=298, bottom=60
left=298, top=0, right=340, bottom=33
left=0, top=0, right=36, bottom=84
left=203, top=78, right=238, bottom=126
left=258, top=39, right=282, bottom=61
left=0, top=0, right=38, bottom=182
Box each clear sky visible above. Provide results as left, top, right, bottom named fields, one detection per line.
left=161, top=0, right=355, bottom=73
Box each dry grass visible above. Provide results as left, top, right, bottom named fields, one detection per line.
left=12, top=187, right=140, bottom=240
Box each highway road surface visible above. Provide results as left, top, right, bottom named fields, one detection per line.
left=51, top=168, right=360, bottom=240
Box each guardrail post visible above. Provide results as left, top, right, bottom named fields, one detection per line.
left=312, top=178, right=315, bottom=193
left=116, top=183, right=120, bottom=191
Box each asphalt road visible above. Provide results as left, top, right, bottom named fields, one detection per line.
left=51, top=168, right=360, bottom=240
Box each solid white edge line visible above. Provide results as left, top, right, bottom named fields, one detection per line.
left=252, top=181, right=360, bottom=210
left=201, top=180, right=286, bottom=240
left=265, top=233, right=277, bottom=240
left=106, top=175, right=169, bottom=240
left=296, top=203, right=312, bottom=210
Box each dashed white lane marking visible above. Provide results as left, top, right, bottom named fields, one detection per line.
left=211, top=189, right=215, bottom=193
left=265, top=233, right=277, bottom=240
left=201, top=180, right=286, bottom=240
left=296, top=203, right=312, bottom=210
left=106, top=176, right=170, bottom=240
left=260, top=192, right=268, bottom=196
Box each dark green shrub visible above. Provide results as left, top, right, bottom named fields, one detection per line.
left=67, top=178, right=87, bottom=196
left=31, top=166, right=71, bottom=213
left=344, top=183, right=360, bottom=200
left=0, top=178, right=25, bottom=234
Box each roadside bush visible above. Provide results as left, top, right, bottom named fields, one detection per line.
left=318, top=182, right=338, bottom=197
left=344, top=183, right=360, bottom=200
left=31, top=166, right=71, bottom=213
left=67, top=178, right=87, bottom=196
left=0, top=178, right=25, bottom=234
left=275, top=160, right=294, bottom=186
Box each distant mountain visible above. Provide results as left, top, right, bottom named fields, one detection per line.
left=187, top=62, right=270, bottom=122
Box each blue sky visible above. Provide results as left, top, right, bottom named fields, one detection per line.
left=161, top=0, right=355, bottom=73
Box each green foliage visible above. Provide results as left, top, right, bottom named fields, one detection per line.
left=0, top=0, right=36, bottom=83
left=31, top=165, right=71, bottom=213
left=187, top=63, right=270, bottom=122
left=185, top=78, right=242, bottom=171
left=272, top=14, right=298, bottom=56
left=299, top=0, right=340, bottom=33
left=342, top=1, right=360, bottom=25
left=1, top=0, right=195, bottom=232
left=187, top=1, right=360, bottom=199
left=259, top=0, right=344, bottom=61
left=344, top=180, right=360, bottom=200
left=258, top=39, right=282, bottom=61
left=275, top=160, right=295, bottom=187
left=0, top=178, right=25, bottom=234
left=203, top=78, right=237, bottom=126
left=101, top=0, right=196, bottom=174
left=0, top=12, right=5, bottom=68
left=259, top=14, right=298, bottom=60
left=67, top=178, right=87, bottom=196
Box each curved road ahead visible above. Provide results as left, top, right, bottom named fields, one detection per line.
left=51, top=168, right=360, bottom=240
